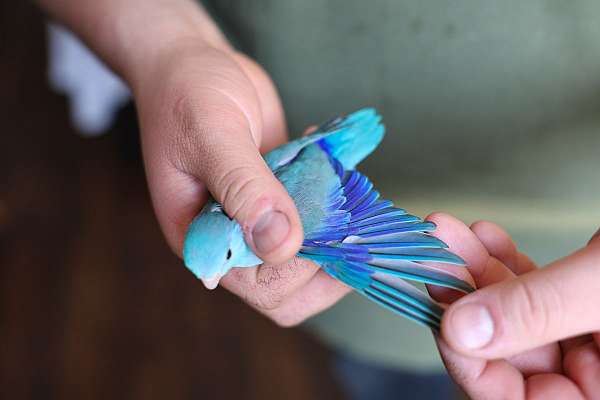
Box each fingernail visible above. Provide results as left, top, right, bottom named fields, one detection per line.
left=252, top=210, right=290, bottom=254
left=450, top=303, right=494, bottom=350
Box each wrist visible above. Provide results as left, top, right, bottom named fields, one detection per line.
left=38, top=0, right=232, bottom=91
left=111, top=6, right=232, bottom=90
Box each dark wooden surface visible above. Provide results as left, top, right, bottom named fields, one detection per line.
left=0, top=3, right=343, bottom=399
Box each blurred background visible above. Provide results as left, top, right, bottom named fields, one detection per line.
left=3, top=1, right=600, bottom=399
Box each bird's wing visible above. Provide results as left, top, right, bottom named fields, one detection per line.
left=299, top=159, right=473, bottom=330
left=324, top=264, right=446, bottom=330
left=264, top=108, right=384, bottom=171
left=315, top=108, right=384, bottom=170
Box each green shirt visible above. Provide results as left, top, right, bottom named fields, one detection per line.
left=205, top=0, right=600, bottom=369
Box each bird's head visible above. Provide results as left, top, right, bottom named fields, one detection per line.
left=183, top=202, right=262, bottom=289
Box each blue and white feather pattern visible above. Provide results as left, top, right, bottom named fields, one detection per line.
left=183, top=108, right=474, bottom=331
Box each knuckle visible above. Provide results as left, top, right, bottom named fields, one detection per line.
left=504, top=278, right=562, bottom=339
left=216, top=166, right=265, bottom=219
left=244, top=259, right=307, bottom=311
left=252, top=266, right=289, bottom=310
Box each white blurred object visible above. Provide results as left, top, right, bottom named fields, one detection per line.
left=47, top=23, right=131, bottom=136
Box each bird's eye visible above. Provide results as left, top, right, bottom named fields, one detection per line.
left=226, top=249, right=232, bottom=260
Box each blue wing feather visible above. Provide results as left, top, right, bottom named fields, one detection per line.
left=316, top=108, right=385, bottom=170
left=348, top=209, right=410, bottom=227
left=323, top=262, right=444, bottom=330
left=267, top=108, right=472, bottom=329
left=297, top=133, right=473, bottom=328
left=351, top=200, right=395, bottom=220
left=266, top=107, right=384, bottom=172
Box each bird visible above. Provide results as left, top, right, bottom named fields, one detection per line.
left=183, top=108, right=473, bottom=330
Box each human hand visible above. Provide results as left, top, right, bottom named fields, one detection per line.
left=132, top=30, right=353, bottom=326
left=429, top=214, right=600, bottom=399
left=38, top=0, right=350, bottom=326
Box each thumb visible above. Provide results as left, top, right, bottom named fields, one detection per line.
left=137, top=47, right=302, bottom=263
left=178, top=101, right=303, bottom=264
left=442, top=235, right=600, bottom=359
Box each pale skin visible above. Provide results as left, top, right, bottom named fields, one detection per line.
left=38, top=1, right=600, bottom=397
left=429, top=214, right=600, bottom=400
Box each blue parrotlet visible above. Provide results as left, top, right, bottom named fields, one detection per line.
left=183, top=108, right=473, bottom=330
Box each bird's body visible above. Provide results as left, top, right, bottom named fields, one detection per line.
left=183, top=109, right=473, bottom=330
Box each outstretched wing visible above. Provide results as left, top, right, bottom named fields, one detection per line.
left=299, top=158, right=473, bottom=330
left=264, top=108, right=384, bottom=171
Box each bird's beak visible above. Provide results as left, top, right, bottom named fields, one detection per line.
left=200, top=274, right=222, bottom=290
